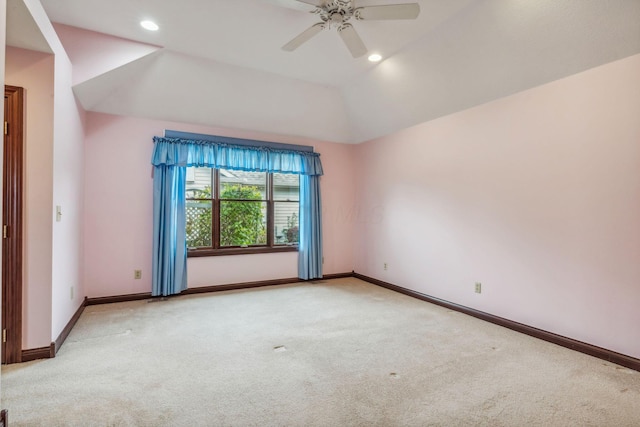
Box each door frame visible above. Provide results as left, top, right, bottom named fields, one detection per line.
left=2, top=85, right=24, bottom=364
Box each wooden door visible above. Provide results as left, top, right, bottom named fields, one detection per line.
left=2, top=85, right=24, bottom=364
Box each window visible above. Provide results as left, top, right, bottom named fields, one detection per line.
left=185, top=168, right=300, bottom=256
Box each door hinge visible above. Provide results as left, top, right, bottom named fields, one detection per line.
left=2, top=329, right=6, bottom=343
left=2, top=225, right=7, bottom=239
left=3, top=121, right=7, bottom=135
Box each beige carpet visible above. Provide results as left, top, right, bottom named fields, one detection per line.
left=2, top=277, right=639, bottom=426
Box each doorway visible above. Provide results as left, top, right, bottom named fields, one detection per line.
left=2, top=85, right=24, bottom=364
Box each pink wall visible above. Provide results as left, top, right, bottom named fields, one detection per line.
left=5, top=46, right=55, bottom=349
left=50, top=51, right=86, bottom=342
left=84, top=113, right=355, bottom=298
left=354, top=54, right=640, bottom=359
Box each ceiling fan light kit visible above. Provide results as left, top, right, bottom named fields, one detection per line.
left=281, top=0, right=420, bottom=58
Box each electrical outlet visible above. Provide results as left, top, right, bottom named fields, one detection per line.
left=384, top=263, right=388, bottom=271
left=475, top=282, right=482, bottom=293
left=134, top=270, right=142, bottom=280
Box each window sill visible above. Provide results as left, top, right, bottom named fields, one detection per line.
left=187, top=245, right=298, bottom=258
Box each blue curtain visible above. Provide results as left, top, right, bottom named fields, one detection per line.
left=152, top=165, right=187, bottom=296
left=152, top=137, right=323, bottom=175
left=298, top=175, right=323, bottom=280
left=151, top=136, right=324, bottom=295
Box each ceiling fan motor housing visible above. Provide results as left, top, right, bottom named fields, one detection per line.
left=316, top=0, right=355, bottom=27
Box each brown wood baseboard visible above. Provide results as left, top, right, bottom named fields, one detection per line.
left=21, top=298, right=87, bottom=362
left=354, top=272, right=640, bottom=372
left=86, top=273, right=354, bottom=305
left=183, top=273, right=354, bottom=294
left=54, top=298, right=87, bottom=355
left=183, top=277, right=302, bottom=295
left=86, top=292, right=152, bottom=306
left=321, top=272, right=354, bottom=280
left=21, top=343, right=55, bottom=362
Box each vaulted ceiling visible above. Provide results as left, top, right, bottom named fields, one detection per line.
left=8, top=0, right=640, bottom=143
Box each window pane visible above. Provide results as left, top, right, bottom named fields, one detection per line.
left=273, top=173, right=300, bottom=201
left=220, top=201, right=267, bottom=247
left=186, top=167, right=212, bottom=198
left=274, top=202, right=299, bottom=245
left=186, top=200, right=212, bottom=248
left=220, top=170, right=266, bottom=200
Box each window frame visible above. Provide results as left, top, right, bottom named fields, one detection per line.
left=186, top=168, right=299, bottom=257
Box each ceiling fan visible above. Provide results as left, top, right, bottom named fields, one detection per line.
left=280, top=0, right=420, bottom=58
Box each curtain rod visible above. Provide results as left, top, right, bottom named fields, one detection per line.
left=163, top=130, right=314, bottom=153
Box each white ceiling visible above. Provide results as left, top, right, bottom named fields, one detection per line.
left=6, top=0, right=51, bottom=53
left=8, top=0, right=640, bottom=143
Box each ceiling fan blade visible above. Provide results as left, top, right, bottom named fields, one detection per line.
left=282, top=23, right=325, bottom=51
left=296, top=0, right=325, bottom=6
left=268, top=0, right=317, bottom=12
left=338, top=24, right=367, bottom=58
left=355, top=3, right=420, bottom=20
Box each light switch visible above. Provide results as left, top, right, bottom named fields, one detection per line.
left=56, top=205, right=62, bottom=222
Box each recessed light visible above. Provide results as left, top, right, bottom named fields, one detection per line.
left=368, top=53, right=382, bottom=62
left=140, top=20, right=159, bottom=31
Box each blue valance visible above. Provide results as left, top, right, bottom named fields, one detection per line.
left=151, top=137, right=323, bottom=176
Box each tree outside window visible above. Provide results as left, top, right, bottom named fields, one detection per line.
left=185, top=168, right=299, bottom=254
